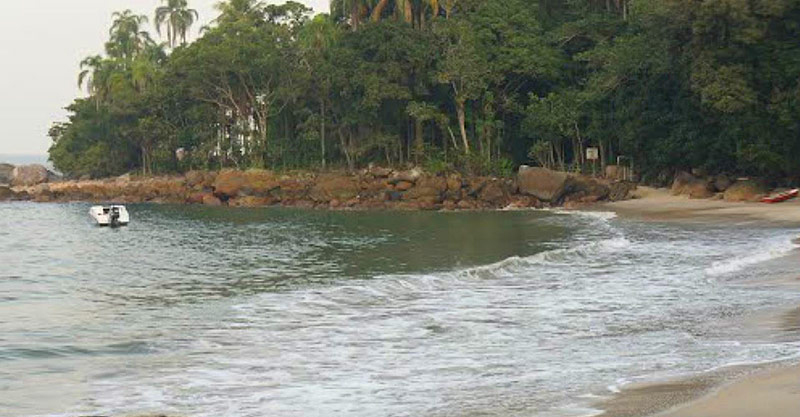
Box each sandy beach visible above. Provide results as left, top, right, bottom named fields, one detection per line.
left=602, top=186, right=800, bottom=225
left=597, top=188, right=800, bottom=417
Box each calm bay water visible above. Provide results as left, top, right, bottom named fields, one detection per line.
left=1, top=202, right=799, bottom=417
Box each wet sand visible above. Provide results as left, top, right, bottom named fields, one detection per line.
left=658, top=363, right=800, bottom=417
left=597, top=361, right=800, bottom=417
left=596, top=189, right=800, bottom=417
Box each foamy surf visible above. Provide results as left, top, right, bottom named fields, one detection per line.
left=705, top=241, right=797, bottom=276
left=538, top=207, right=619, bottom=221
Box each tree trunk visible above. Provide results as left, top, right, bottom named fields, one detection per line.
left=320, top=99, right=326, bottom=168
left=260, top=116, right=268, bottom=168
left=339, top=129, right=353, bottom=170
left=372, top=0, right=390, bottom=21
left=141, top=145, right=147, bottom=176
left=351, top=4, right=361, bottom=30
left=414, top=118, right=424, bottom=163
left=599, top=140, right=606, bottom=170
left=404, top=0, right=413, bottom=24
left=456, top=99, right=470, bottom=154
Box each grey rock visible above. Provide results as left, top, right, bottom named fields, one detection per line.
left=517, top=166, right=570, bottom=202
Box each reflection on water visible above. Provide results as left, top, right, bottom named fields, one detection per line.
left=0, top=202, right=799, bottom=417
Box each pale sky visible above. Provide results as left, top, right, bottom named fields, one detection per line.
left=0, top=0, right=329, bottom=156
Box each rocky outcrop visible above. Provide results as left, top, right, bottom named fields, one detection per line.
left=478, top=180, right=512, bottom=206
left=309, top=174, right=359, bottom=202
left=517, top=166, right=570, bottom=202
left=213, top=169, right=278, bottom=200
left=11, top=164, right=50, bottom=187
left=9, top=166, right=632, bottom=210
left=565, top=176, right=610, bottom=203
left=724, top=180, right=767, bottom=202
left=0, top=185, right=14, bottom=200
left=0, top=163, right=14, bottom=184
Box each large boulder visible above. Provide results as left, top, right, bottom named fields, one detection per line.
left=517, top=166, right=570, bottom=202
left=724, top=180, right=768, bottom=202
left=670, top=171, right=694, bottom=195
left=213, top=169, right=278, bottom=199
left=566, top=176, right=611, bottom=202
left=0, top=163, right=14, bottom=184
left=671, top=171, right=714, bottom=199
left=478, top=180, right=511, bottom=206
left=202, top=193, right=223, bottom=206
left=185, top=170, right=217, bottom=190
left=712, top=174, right=733, bottom=192
left=389, top=167, right=424, bottom=184
left=404, top=176, right=447, bottom=204
left=608, top=181, right=637, bottom=202
left=308, top=174, right=360, bottom=202
left=11, top=164, right=49, bottom=187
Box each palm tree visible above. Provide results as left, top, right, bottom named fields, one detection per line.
left=155, top=0, right=199, bottom=48
left=132, top=43, right=167, bottom=92
left=213, top=0, right=265, bottom=26
left=106, top=10, right=152, bottom=60
left=78, top=55, right=119, bottom=106
left=299, top=15, right=340, bottom=167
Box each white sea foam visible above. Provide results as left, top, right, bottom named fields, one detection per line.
left=538, top=207, right=619, bottom=221
left=705, top=242, right=796, bottom=276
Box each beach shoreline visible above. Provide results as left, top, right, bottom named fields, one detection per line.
left=594, top=190, right=800, bottom=417
left=598, top=186, right=800, bottom=225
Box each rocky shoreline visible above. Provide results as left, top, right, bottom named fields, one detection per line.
left=0, top=164, right=636, bottom=210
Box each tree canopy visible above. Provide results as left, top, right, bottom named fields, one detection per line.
left=49, top=0, right=800, bottom=185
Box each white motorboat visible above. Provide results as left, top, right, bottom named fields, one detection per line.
left=89, top=205, right=130, bottom=227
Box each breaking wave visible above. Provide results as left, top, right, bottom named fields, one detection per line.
left=705, top=239, right=798, bottom=277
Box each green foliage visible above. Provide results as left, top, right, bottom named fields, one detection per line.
left=49, top=0, right=800, bottom=183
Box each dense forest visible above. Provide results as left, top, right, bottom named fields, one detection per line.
left=48, top=0, right=800, bottom=184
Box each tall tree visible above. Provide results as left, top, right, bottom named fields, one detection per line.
left=106, top=10, right=152, bottom=61
left=155, top=0, right=200, bottom=48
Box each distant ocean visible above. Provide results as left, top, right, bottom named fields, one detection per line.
left=0, top=154, right=52, bottom=169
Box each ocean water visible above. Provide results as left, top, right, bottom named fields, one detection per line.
left=0, top=202, right=799, bottom=417
left=0, top=154, right=51, bottom=168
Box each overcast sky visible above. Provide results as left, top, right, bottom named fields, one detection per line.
left=0, top=0, right=329, bottom=156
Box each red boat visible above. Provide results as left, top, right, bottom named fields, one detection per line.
left=761, top=188, right=799, bottom=203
